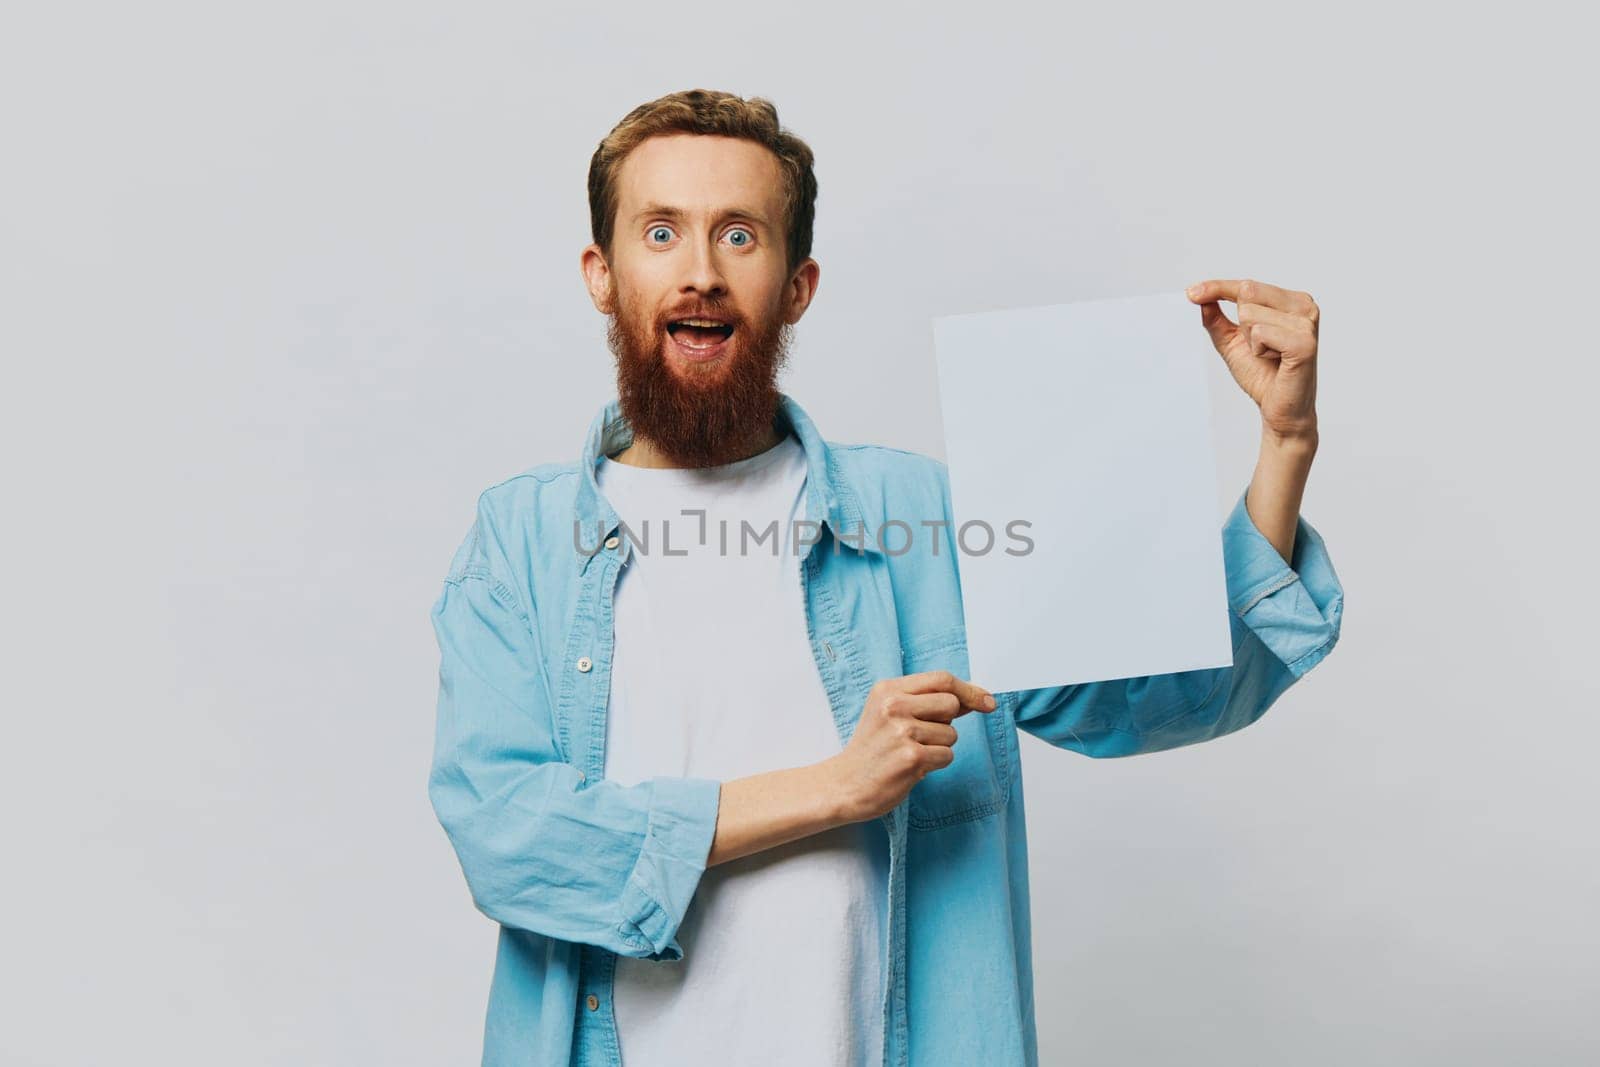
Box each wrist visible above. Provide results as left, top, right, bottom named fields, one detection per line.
left=812, top=756, right=858, bottom=827
left=1261, top=422, right=1319, bottom=456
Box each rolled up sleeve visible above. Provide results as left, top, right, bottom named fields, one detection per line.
left=1221, top=481, right=1343, bottom=678
left=428, top=514, right=722, bottom=961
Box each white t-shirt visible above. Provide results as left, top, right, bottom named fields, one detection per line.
left=597, top=431, right=889, bottom=1067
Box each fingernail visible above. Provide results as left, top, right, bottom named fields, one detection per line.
left=1186, top=285, right=1200, bottom=298
left=984, top=694, right=997, bottom=710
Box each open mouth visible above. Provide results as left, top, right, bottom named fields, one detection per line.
left=667, top=319, right=735, bottom=345
left=665, top=318, right=736, bottom=361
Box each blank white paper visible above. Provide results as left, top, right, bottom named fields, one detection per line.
left=931, top=290, right=1233, bottom=692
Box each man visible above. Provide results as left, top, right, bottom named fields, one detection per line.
left=429, top=88, right=1342, bottom=1067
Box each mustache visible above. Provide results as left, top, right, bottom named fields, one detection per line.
left=658, top=302, right=740, bottom=327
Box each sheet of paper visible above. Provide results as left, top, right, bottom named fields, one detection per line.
left=931, top=290, right=1233, bottom=692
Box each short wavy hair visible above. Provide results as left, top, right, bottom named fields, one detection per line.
left=587, top=89, right=818, bottom=276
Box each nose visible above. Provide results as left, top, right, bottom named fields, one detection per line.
left=679, top=234, right=728, bottom=297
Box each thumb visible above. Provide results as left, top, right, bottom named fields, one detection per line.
left=1200, top=300, right=1239, bottom=354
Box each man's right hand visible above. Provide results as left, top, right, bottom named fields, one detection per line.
left=824, top=670, right=997, bottom=824
left=704, top=671, right=997, bottom=866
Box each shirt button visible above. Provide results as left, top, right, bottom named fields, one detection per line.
left=586, top=994, right=599, bottom=1011
left=576, top=656, right=592, bottom=672
left=604, top=535, right=620, bottom=550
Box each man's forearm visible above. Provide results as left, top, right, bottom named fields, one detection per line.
left=705, top=760, right=848, bottom=867
left=1246, top=426, right=1319, bottom=565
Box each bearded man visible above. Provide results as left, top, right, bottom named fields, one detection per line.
left=428, top=88, right=1343, bottom=1067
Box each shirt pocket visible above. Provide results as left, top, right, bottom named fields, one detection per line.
left=898, top=624, right=1013, bottom=829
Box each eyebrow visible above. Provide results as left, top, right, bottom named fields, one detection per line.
left=631, top=202, right=773, bottom=229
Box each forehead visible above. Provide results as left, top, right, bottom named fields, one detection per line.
left=614, top=134, right=784, bottom=224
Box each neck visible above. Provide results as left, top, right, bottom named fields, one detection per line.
left=610, top=419, right=784, bottom=469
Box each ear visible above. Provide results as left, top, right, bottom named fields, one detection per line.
left=580, top=244, right=615, bottom=314
left=783, top=257, right=821, bottom=325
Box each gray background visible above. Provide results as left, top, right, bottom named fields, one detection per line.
left=3, top=2, right=1594, bottom=1064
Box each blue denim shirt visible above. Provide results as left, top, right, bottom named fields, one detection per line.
left=428, top=391, right=1344, bottom=1066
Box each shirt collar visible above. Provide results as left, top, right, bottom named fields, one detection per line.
left=573, top=391, right=884, bottom=564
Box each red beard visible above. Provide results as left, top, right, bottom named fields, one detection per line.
left=605, top=284, right=794, bottom=468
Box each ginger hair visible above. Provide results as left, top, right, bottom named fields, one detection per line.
left=587, top=88, right=818, bottom=276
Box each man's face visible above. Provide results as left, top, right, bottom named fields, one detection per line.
left=581, top=133, right=819, bottom=467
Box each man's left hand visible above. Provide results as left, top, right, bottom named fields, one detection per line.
left=1186, top=278, right=1320, bottom=443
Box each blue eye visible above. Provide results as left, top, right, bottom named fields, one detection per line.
left=648, top=226, right=673, bottom=244
left=726, top=228, right=752, bottom=247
